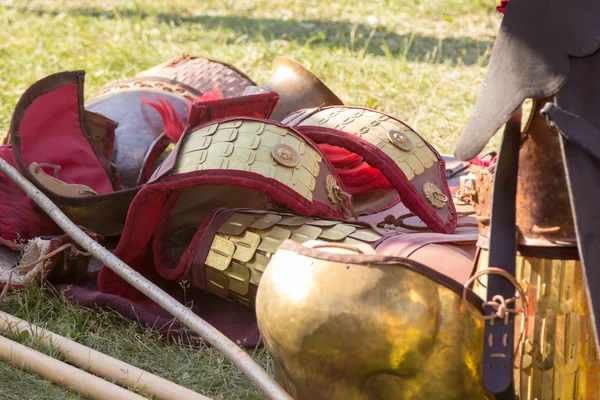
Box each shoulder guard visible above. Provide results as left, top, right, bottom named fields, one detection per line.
left=97, top=116, right=362, bottom=297
left=283, top=106, right=456, bottom=233
left=150, top=116, right=356, bottom=219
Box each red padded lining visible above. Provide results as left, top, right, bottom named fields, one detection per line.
left=151, top=191, right=185, bottom=281
left=0, top=146, right=61, bottom=244
left=18, top=84, right=113, bottom=195
left=318, top=143, right=394, bottom=196
left=185, top=92, right=279, bottom=136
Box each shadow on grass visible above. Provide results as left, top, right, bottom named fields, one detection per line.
left=12, top=5, right=494, bottom=66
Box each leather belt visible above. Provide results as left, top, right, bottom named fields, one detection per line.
left=482, top=114, right=521, bottom=399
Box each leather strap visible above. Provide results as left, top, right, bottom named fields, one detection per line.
left=541, top=102, right=600, bottom=161
left=482, top=113, right=521, bottom=399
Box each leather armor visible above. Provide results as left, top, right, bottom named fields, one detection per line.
left=0, top=53, right=492, bottom=400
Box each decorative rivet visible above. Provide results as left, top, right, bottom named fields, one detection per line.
left=387, top=130, right=413, bottom=151
left=422, top=182, right=448, bottom=209
left=271, top=144, right=300, bottom=168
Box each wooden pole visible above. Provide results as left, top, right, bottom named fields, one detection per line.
left=0, top=310, right=211, bottom=400
left=0, top=334, right=146, bottom=400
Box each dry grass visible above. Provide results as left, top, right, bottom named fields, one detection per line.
left=0, top=0, right=500, bottom=398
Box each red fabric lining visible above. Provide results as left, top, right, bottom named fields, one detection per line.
left=318, top=143, right=394, bottom=196
left=186, top=92, right=279, bottom=134
left=0, top=146, right=61, bottom=243
left=140, top=134, right=172, bottom=185
left=18, top=84, right=113, bottom=195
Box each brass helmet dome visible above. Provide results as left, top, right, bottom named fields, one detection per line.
left=256, top=240, right=490, bottom=400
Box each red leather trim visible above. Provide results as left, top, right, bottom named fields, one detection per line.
left=151, top=191, right=184, bottom=281
left=186, top=92, right=280, bottom=132
left=138, top=133, right=171, bottom=185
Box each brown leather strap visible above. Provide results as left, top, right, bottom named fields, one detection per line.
left=541, top=102, right=600, bottom=161
left=482, top=114, right=521, bottom=399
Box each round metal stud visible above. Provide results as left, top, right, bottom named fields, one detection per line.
left=387, top=129, right=413, bottom=151
left=422, top=182, right=448, bottom=209
left=271, top=144, right=300, bottom=168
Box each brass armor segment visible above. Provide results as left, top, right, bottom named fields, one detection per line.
left=292, top=107, right=439, bottom=181
left=259, top=56, right=344, bottom=121
left=173, top=120, right=330, bottom=202
left=205, top=235, right=235, bottom=271
left=473, top=249, right=600, bottom=400
left=255, top=243, right=488, bottom=400
left=204, top=210, right=383, bottom=306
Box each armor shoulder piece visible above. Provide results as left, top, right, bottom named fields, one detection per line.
left=285, top=106, right=456, bottom=233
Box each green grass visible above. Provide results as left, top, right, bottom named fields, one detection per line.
left=0, top=0, right=500, bottom=398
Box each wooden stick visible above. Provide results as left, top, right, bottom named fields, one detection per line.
left=0, top=310, right=211, bottom=400
left=0, top=334, right=146, bottom=400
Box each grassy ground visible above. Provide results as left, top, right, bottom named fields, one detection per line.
left=0, top=0, right=500, bottom=398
